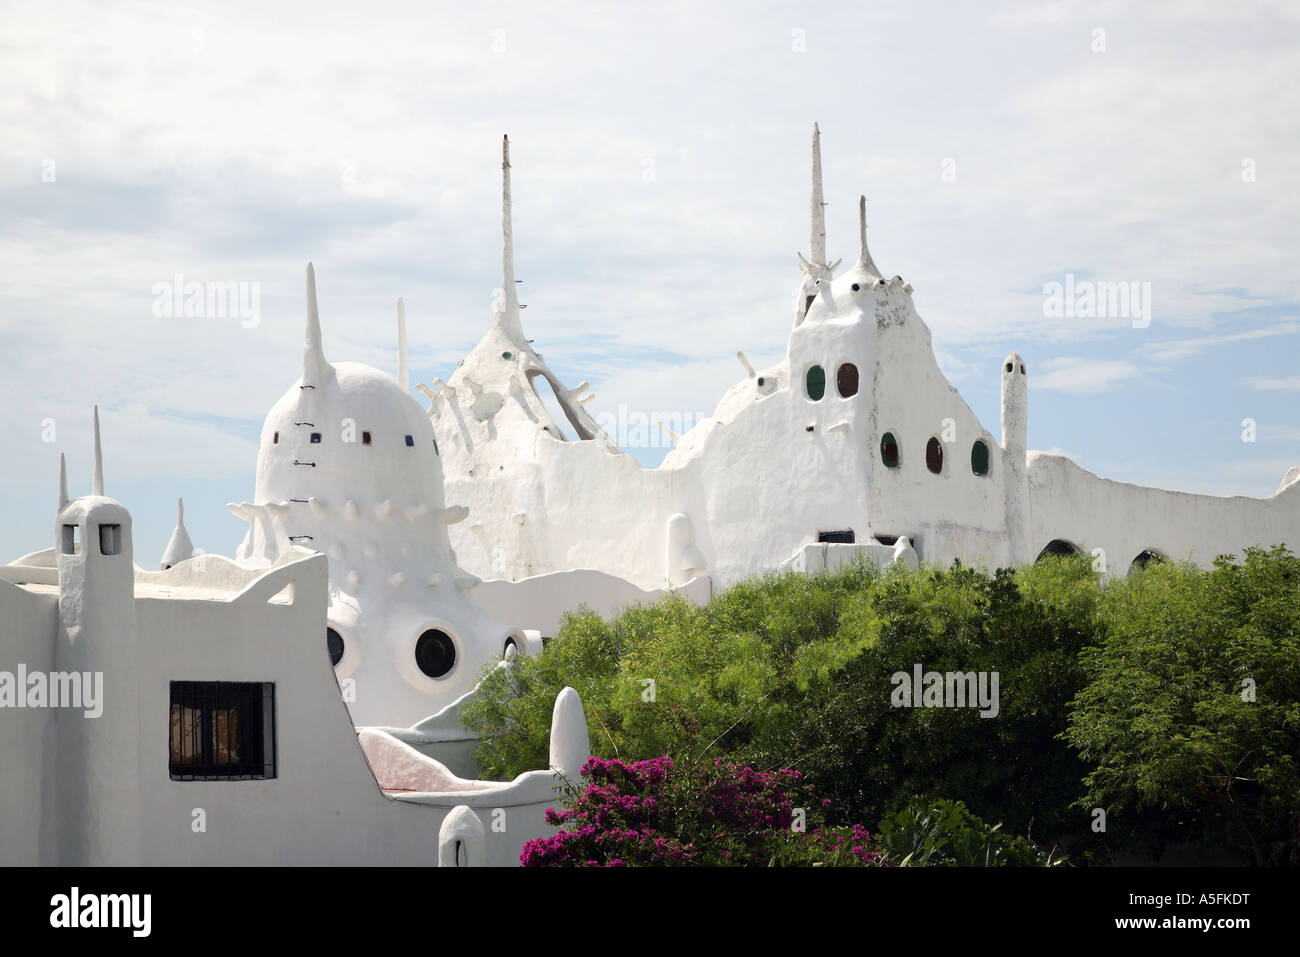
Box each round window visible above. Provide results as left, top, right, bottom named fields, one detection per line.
left=880, top=432, right=900, bottom=468
left=837, top=363, right=859, bottom=398
left=926, top=437, right=943, bottom=474
left=806, top=365, right=826, bottom=401
left=415, top=629, right=457, bottom=678
left=326, top=627, right=344, bottom=666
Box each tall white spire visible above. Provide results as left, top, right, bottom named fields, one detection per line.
left=58, top=453, right=69, bottom=510
left=493, top=134, right=526, bottom=341
left=797, top=123, right=841, bottom=280
left=92, top=405, right=103, bottom=497
left=810, top=122, right=827, bottom=266
left=857, top=195, right=881, bottom=277
left=304, top=262, right=330, bottom=383
left=397, top=296, right=409, bottom=389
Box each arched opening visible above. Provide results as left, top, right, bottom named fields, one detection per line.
left=880, top=432, right=900, bottom=468
left=1036, top=539, right=1081, bottom=562
left=326, top=627, right=344, bottom=666
left=836, top=363, right=859, bottom=398
left=806, top=365, right=826, bottom=401
left=1129, top=549, right=1166, bottom=574
left=415, top=629, right=457, bottom=679
left=527, top=370, right=592, bottom=441
left=925, top=437, right=943, bottom=474
left=970, top=439, right=990, bottom=476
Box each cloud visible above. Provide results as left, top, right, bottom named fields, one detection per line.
left=1244, top=375, right=1300, bottom=391
left=1033, top=358, right=1141, bottom=394
left=1147, top=321, right=1300, bottom=363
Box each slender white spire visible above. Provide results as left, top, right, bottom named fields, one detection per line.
left=304, top=262, right=330, bottom=383
left=796, top=123, right=841, bottom=280
left=810, top=122, right=826, bottom=266
left=92, top=405, right=103, bottom=497
left=397, top=296, right=409, bottom=389
left=58, top=453, right=68, bottom=510
left=161, top=497, right=195, bottom=570
left=857, top=195, right=881, bottom=277
left=493, top=134, right=526, bottom=341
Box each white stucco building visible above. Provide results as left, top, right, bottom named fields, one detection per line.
left=0, top=416, right=590, bottom=865
left=427, top=128, right=1300, bottom=593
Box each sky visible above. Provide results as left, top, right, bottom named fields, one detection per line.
left=2, top=0, right=1299, bottom=567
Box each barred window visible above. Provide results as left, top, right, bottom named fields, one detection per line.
left=169, top=681, right=276, bottom=781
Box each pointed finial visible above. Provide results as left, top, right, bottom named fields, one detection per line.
left=397, top=297, right=409, bottom=389
left=58, top=453, right=69, bottom=510
left=92, top=405, right=104, bottom=497
left=795, top=123, right=839, bottom=329
left=811, top=123, right=826, bottom=266
left=493, top=135, right=526, bottom=341
left=857, top=195, right=881, bottom=277
left=304, top=262, right=330, bottom=383
left=160, top=496, right=195, bottom=570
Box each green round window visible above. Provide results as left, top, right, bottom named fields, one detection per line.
left=880, top=432, right=900, bottom=468
left=971, top=439, right=990, bottom=476
left=806, top=365, right=826, bottom=401
left=502, top=351, right=513, bottom=360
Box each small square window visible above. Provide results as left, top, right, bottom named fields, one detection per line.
left=362, top=431, right=372, bottom=446
left=310, top=433, right=322, bottom=444
left=61, top=524, right=80, bottom=555
left=169, top=681, right=276, bottom=781
left=404, top=434, right=414, bottom=447
left=99, top=524, right=121, bottom=556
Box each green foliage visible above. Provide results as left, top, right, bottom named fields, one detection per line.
left=462, top=560, right=886, bottom=779
left=464, top=546, right=1300, bottom=865
left=1065, top=546, right=1300, bottom=865
left=876, top=798, right=1066, bottom=867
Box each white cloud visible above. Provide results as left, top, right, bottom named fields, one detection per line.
left=1244, top=375, right=1300, bottom=391
left=1147, top=321, right=1300, bottom=363
left=1033, top=358, right=1141, bottom=394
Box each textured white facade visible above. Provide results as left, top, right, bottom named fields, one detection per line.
left=0, top=420, right=589, bottom=865
left=429, top=128, right=1300, bottom=590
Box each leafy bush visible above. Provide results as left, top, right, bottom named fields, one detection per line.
left=471, top=547, right=1300, bottom=865
left=519, top=755, right=889, bottom=867
left=876, top=798, right=1066, bottom=866
left=1065, top=546, right=1300, bottom=865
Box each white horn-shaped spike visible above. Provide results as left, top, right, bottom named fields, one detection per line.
left=415, top=383, right=438, bottom=402
left=857, top=195, right=882, bottom=277
left=397, top=297, right=409, bottom=389
left=433, top=378, right=457, bottom=398
left=810, top=123, right=826, bottom=267
left=92, top=406, right=104, bottom=496
left=493, top=134, right=526, bottom=341
left=58, top=453, right=69, bottom=510
left=437, top=505, right=470, bottom=525
left=304, top=263, right=331, bottom=383
left=737, top=351, right=756, bottom=378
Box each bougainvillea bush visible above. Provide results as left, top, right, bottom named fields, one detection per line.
left=520, top=755, right=890, bottom=867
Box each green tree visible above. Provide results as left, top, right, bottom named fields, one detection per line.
left=1065, top=547, right=1300, bottom=865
